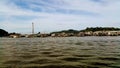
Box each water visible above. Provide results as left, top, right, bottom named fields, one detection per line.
left=0, top=37, right=120, bottom=68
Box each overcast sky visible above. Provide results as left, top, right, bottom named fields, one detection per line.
left=0, top=0, right=120, bottom=33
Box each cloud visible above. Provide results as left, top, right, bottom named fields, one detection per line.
left=0, top=0, right=120, bottom=33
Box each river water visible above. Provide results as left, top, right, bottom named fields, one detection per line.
left=0, top=37, right=120, bottom=68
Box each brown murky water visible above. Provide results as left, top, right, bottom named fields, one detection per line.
left=0, top=37, right=120, bottom=68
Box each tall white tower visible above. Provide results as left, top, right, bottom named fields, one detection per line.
left=32, top=22, right=34, bottom=34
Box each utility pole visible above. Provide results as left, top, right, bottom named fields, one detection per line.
left=32, top=22, right=34, bottom=34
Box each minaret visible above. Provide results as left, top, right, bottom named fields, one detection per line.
left=32, top=22, right=34, bottom=34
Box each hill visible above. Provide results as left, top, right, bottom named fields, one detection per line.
left=0, top=29, right=9, bottom=37
left=51, top=29, right=79, bottom=34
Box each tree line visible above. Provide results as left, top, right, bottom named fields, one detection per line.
left=80, top=27, right=120, bottom=32
left=51, top=27, right=120, bottom=34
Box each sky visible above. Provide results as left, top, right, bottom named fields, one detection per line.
left=0, top=0, right=120, bottom=34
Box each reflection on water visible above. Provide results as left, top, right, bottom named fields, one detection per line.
left=0, top=37, right=120, bottom=68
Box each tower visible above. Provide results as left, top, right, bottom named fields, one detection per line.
left=32, top=22, right=34, bottom=34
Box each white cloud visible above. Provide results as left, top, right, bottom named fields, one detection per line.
left=0, top=0, right=120, bottom=33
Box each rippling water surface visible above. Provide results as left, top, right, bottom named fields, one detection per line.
left=0, top=37, right=120, bottom=68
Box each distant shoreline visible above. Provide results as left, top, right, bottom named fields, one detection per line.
left=1, top=36, right=120, bottom=38
left=1, top=27, right=120, bottom=38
